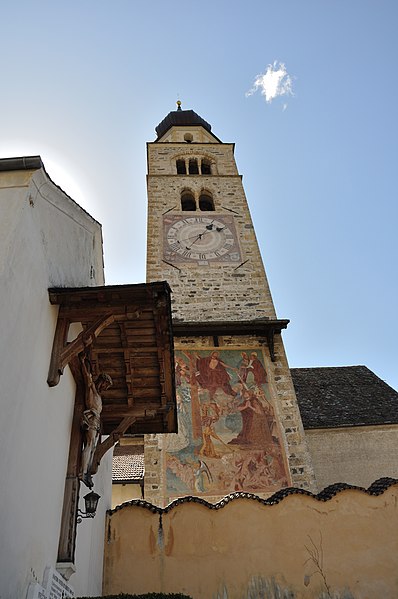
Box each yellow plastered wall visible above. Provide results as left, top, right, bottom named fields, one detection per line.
left=104, top=484, right=398, bottom=599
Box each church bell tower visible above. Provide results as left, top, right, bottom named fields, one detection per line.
left=145, top=103, right=315, bottom=506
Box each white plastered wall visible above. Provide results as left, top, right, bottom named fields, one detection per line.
left=0, top=167, right=110, bottom=598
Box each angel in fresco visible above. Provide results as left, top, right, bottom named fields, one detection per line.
left=195, top=351, right=238, bottom=400
left=79, top=354, right=113, bottom=488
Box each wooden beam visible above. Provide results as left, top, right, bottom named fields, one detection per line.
left=90, top=416, right=137, bottom=476
left=48, top=313, right=115, bottom=387
left=57, top=357, right=84, bottom=563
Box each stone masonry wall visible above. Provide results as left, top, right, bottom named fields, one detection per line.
left=146, top=142, right=276, bottom=322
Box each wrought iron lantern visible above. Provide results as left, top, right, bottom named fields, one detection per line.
left=77, top=491, right=101, bottom=523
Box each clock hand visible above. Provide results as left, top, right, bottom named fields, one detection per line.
left=184, top=225, right=225, bottom=250
left=185, top=234, right=202, bottom=250
left=182, top=232, right=208, bottom=242
left=182, top=228, right=213, bottom=248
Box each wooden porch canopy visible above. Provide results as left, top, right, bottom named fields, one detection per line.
left=48, top=281, right=177, bottom=435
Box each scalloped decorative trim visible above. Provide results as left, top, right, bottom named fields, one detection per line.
left=108, top=477, right=398, bottom=515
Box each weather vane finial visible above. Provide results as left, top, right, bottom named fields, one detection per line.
left=176, top=99, right=182, bottom=111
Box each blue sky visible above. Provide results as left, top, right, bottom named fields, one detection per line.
left=1, top=1, right=397, bottom=390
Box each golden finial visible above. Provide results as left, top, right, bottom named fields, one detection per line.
left=176, top=99, right=182, bottom=111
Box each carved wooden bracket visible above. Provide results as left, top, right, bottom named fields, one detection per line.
left=90, top=416, right=137, bottom=477
left=48, top=312, right=115, bottom=387
left=265, top=327, right=276, bottom=362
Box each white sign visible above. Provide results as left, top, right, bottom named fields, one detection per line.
left=43, top=567, right=75, bottom=598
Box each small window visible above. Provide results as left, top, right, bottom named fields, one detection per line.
left=189, top=159, right=199, bottom=175
left=181, top=192, right=196, bottom=211
left=184, top=133, right=193, bottom=143
left=176, top=160, right=186, bottom=175
left=201, top=159, right=211, bottom=175
left=199, top=193, right=214, bottom=211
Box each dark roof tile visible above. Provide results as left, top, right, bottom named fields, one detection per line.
left=291, top=365, right=398, bottom=429
left=155, top=108, right=212, bottom=139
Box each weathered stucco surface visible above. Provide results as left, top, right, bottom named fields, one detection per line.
left=104, top=484, right=398, bottom=599
left=306, top=425, right=398, bottom=490
left=112, top=483, right=142, bottom=508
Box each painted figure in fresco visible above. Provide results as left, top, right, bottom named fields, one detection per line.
left=253, top=386, right=276, bottom=436
left=229, top=390, right=274, bottom=449
left=238, top=352, right=250, bottom=383
left=199, top=401, right=233, bottom=458
left=245, top=352, right=268, bottom=386
left=195, top=351, right=237, bottom=399
left=175, top=356, right=190, bottom=387
left=80, top=354, right=113, bottom=488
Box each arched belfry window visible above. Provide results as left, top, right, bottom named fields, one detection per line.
left=176, top=159, right=186, bottom=175
left=201, top=159, right=212, bottom=175
left=188, top=159, right=199, bottom=175
left=199, top=192, right=214, bottom=211
left=181, top=191, right=196, bottom=211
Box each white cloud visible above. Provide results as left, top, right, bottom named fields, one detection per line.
left=246, top=61, right=294, bottom=105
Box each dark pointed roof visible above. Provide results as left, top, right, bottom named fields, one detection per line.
left=291, top=365, right=398, bottom=429
left=155, top=105, right=212, bottom=139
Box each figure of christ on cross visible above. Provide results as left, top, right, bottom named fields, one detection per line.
left=79, top=354, right=113, bottom=488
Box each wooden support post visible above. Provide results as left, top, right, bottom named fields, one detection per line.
left=57, top=357, right=84, bottom=563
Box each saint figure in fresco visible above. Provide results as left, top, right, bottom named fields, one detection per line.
left=229, top=390, right=274, bottom=449
left=238, top=351, right=250, bottom=383
left=246, top=352, right=268, bottom=386
left=195, top=351, right=237, bottom=399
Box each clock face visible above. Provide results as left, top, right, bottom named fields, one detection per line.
left=163, top=214, right=242, bottom=264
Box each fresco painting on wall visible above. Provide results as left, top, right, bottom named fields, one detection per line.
left=165, top=348, right=289, bottom=499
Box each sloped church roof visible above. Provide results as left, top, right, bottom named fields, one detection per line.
left=291, top=365, right=398, bottom=429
